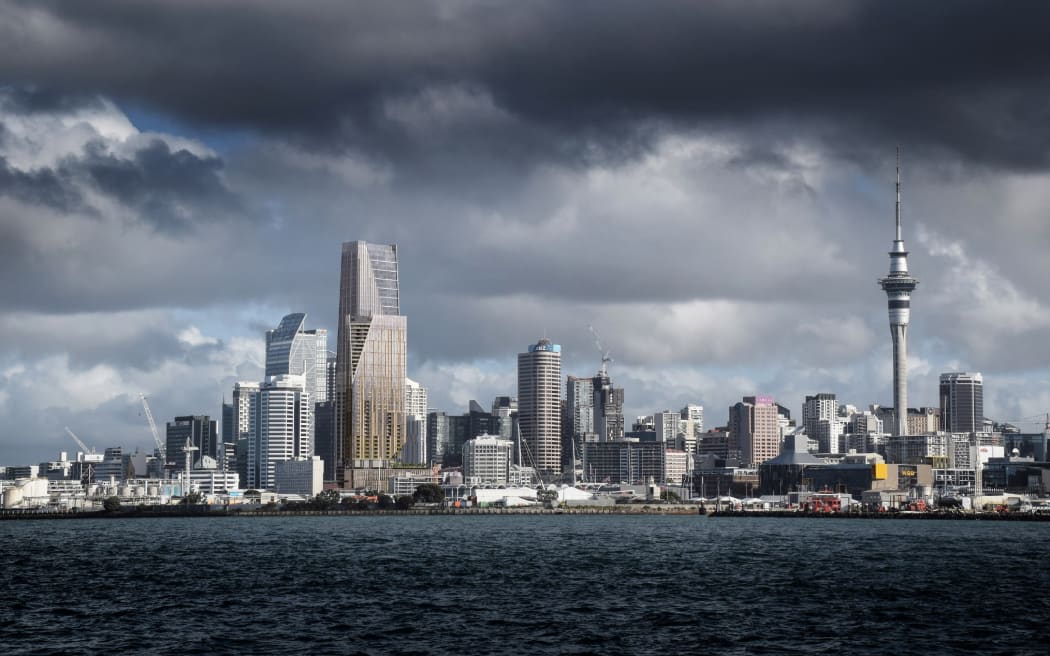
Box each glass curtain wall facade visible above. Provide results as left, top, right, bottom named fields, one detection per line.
left=940, top=372, right=984, bottom=433
left=265, top=313, right=329, bottom=404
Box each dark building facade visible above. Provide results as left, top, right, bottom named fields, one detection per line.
left=314, top=401, right=336, bottom=482
left=165, top=415, right=218, bottom=464
left=940, top=372, right=984, bottom=433
left=426, top=410, right=449, bottom=466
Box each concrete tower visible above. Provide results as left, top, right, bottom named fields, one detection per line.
left=878, top=149, right=919, bottom=437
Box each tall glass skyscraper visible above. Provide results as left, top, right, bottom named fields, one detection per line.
left=335, top=241, right=407, bottom=483
left=264, top=313, right=327, bottom=459
left=265, top=313, right=328, bottom=404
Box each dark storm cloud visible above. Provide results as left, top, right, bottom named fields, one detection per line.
left=0, top=137, right=239, bottom=232
left=0, top=156, right=83, bottom=211
left=76, top=139, right=241, bottom=234
left=3, top=1, right=1050, bottom=170
left=0, top=84, right=102, bottom=115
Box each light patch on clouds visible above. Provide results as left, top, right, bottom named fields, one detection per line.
left=917, top=225, right=1050, bottom=364
left=412, top=359, right=515, bottom=411
left=383, top=85, right=515, bottom=136
left=178, top=325, right=219, bottom=348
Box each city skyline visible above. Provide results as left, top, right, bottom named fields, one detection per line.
left=4, top=3, right=1050, bottom=463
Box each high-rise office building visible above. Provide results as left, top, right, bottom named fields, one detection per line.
left=803, top=393, right=837, bottom=434
left=878, top=149, right=919, bottom=437
left=221, top=401, right=234, bottom=445
left=165, top=416, right=218, bottom=464
left=426, top=410, right=449, bottom=466
left=316, top=352, right=338, bottom=481
left=653, top=411, right=680, bottom=443
left=404, top=378, right=428, bottom=421
left=566, top=376, right=595, bottom=440
left=803, top=393, right=841, bottom=451
left=265, top=313, right=327, bottom=455
left=940, top=372, right=984, bottom=433
left=491, top=396, right=517, bottom=442
left=729, top=396, right=779, bottom=466
left=402, top=378, right=428, bottom=464
left=229, top=381, right=259, bottom=485
left=592, top=373, right=625, bottom=442
left=246, top=374, right=311, bottom=490
left=314, top=400, right=336, bottom=482
left=518, top=338, right=562, bottom=476
left=265, top=313, right=328, bottom=403
left=335, top=241, right=407, bottom=482
left=679, top=405, right=704, bottom=454
left=680, top=405, right=704, bottom=434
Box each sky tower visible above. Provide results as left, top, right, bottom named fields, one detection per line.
left=879, top=148, right=919, bottom=437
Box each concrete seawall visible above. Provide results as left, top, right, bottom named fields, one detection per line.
left=0, top=505, right=702, bottom=520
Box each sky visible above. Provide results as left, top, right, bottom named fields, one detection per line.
left=3, top=1, right=1050, bottom=464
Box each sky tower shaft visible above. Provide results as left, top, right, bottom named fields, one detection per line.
left=878, top=148, right=919, bottom=437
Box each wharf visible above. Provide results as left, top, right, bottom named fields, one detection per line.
left=0, top=505, right=700, bottom=520
left=709, top=510, right=1050, bottom=521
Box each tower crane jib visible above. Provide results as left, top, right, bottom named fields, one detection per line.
left=63, top=426, right=94, bottom=455
left=588, top=324, right=613, bottom=376
left=140, top=393, right=166, bottom=461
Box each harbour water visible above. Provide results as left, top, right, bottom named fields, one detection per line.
left=3, top=515, right=1048, bottom=654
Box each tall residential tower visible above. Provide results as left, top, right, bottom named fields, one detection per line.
left=878, top=149, right=919, bottom=437
left=335, top=241, right=407, bottom=484
left=518, top=338, right=562, bottom=476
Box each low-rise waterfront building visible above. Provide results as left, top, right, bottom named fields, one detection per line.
left=275, top=456, right=324, bottom=497
left=462, top=435, right=513, bottom=485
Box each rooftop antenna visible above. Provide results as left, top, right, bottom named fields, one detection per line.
left=895, top=145, right=902, bottom=242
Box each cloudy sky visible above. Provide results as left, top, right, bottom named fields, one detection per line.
left=3, top=1, right=1050, bottom=464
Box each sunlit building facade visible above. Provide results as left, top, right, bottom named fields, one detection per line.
left=335, top=241, right=407, bottom=484
left=518, top=338, right=562, bottom=476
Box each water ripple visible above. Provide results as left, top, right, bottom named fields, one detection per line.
left=3, top=516, right=1050, bottom=654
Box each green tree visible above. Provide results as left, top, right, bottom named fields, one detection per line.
left=395, top=495, right=415, bottom=510
left=313, top=489, right=342, bottom=510
left=181, top=491, right=203, bottom=505
left=537, top=488, right=558, bottom=503
left=413, top=483, right=445, bottom=504
left=102, top=496, right=121, bottom=512
left=376, top=494, right=396, bottom=509
left=660, top=489, right=681, bottom=503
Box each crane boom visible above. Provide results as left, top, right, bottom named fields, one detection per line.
left=588, top=324, right=613, bottom=376
left=64, top=426, right=93, bottom=455
left=140, top=393, right=166, bottom=461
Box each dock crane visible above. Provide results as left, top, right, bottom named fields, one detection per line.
left=139, top=393, right=168, bottom=468
left=588, top=324, right=613, bottom=376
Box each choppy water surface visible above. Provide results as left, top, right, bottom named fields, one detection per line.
left=2, top=516, right=1049, bottom=655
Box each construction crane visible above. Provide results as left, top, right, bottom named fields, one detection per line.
left=63, top=426, right=98, bottom=491
left=139, top=393, right=166, bottom=462
left=64, top=426, right=95, bottom=456
left=588, top=324, right=613, bottom=376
